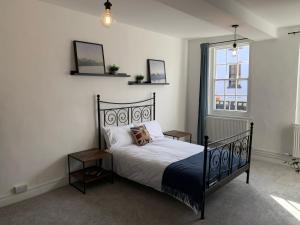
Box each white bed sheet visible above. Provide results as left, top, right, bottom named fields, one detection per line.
left=108, top=138, right=204, bottom=191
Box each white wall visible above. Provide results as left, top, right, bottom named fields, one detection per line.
left=187, top=32, right=300, bottom=156
left=0, top=0, right=188, bottom=205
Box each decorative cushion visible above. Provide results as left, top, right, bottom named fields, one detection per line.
left=102, top=124, right=134, bottom=149
left=141, top=121, right=164, bottom=140
left=130, top=125, right=151, bottom=146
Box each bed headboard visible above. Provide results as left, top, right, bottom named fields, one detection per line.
left=96, top=93, right=156, bottom=149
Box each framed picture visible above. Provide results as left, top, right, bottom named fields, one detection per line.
left=147, top=59, right=167, bottom=83
left=73, top=41, right=106, bottom=74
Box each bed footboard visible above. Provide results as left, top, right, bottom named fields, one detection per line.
left=200, top=122, right=254, bottom=219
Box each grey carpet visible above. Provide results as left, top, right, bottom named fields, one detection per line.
left=0, top=159, right=300, bottom=225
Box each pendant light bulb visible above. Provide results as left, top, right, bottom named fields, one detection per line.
left=101, top=0, right=113, bottom=27
left=232, top=48, right=237, bottom=56
left=102, top=9, right=112, bottom=27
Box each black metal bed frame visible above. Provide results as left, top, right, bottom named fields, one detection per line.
left=96, top=93, right=254, bottom=220
left=201, top=125, right=253, bottom=219
left=97, top=93, right=156, bottom=149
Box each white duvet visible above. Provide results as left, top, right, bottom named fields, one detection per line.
left=107, top=138, right=204, bottom=191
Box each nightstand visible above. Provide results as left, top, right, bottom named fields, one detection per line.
left=163, top=130, right=192, bottom=143
left=68, top=148, right=113, bottom=194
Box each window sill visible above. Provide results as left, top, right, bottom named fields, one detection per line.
left=208, top=111, right=250, bottom=120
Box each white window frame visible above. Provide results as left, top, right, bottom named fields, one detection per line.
left=208, top=42, right=251, bottom=118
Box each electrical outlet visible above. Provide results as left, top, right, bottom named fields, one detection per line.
left=13, top=184, right=28, bottom=194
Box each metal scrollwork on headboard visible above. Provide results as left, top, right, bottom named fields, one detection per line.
left=96, top=93, right=156, bottom=149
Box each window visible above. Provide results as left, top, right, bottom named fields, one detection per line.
left=210, top=44, right=249, bottom=114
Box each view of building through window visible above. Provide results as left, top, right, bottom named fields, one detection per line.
left=212, top=44, right=249, bottom=112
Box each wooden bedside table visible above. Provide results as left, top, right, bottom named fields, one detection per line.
left=163, top=130, right=192, bottom=143
left=68, top=148, right=113, bottom=194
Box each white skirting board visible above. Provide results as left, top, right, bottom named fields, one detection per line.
left=0, top=176, right=68, bottom=208
left=252, top=148, right=291, bottom=164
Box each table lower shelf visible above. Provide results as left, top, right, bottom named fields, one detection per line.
left=70, top=166, right=112, bottom=184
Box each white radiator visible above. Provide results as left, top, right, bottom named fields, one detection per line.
left=206, top=116, right=250, bottom=142
left=292, top=124, right=300, bottom=158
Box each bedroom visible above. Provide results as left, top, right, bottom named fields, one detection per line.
left=0, top=0, right=300, bottom=224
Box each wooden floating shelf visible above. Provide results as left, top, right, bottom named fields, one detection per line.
left=70, top=71, right=130, bottom=77
left=128, top=81, right=170, bottom=85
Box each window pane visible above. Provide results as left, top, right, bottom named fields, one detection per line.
left=215, top=96, right=224, bottom=110
left=238, top=46, right=249, bottom=62
left=215, top=80, right=225, bottom=95
left=211, top=44, right=249, bottom=113
left=216, top=49, right=226, bottom=64
left=228, top=64, right=239, bottom=79
left=225, top=96, right=236, bottom=110
left=236, top=96, right=247, bottom=111
left=216, top=65, right=227, bottom=79
left=225, top=80, right=236, bottom=95
left=236, top=80, right=248, bottom=95
left=227, top=49, right=238, bottom=63
left=240, top=63, right=249, bottom=78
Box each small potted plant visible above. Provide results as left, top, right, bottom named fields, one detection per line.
left=108, top=64, right=120, bottom=75
left=135, top=75, right=144, bottom=84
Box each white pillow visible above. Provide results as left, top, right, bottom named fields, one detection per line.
left=102, top=124, right=134, bottom=149
left=142, top=121, right=164, bottom=140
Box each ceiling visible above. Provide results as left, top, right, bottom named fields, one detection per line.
left=237, top=0, right=300, bottom=28
left=40, top=0, right=300, bottom=40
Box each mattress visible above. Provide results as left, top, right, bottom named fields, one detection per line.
left=107, top=138, right=204, bottom=191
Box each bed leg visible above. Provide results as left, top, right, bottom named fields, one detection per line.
left=200, top=209, right=205, bottom=220
left=200, top=199, right=205, bottom=220
left=246, top=169, right=250, bottom=184
left=200, top=136, right=208, bottom=220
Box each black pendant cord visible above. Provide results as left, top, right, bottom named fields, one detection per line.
left=232, top=24, right=239, bottom=49
left=208, top=24, right=248, bottom=46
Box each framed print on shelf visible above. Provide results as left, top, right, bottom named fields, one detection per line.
left=73, top=41, right=106, bottom=74
left=147, top=59, right=167, bottom=84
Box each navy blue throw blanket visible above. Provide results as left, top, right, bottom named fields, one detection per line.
left=161, top=152, right=205, bottom=213
left=161, top=150, right=247, bottom=213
